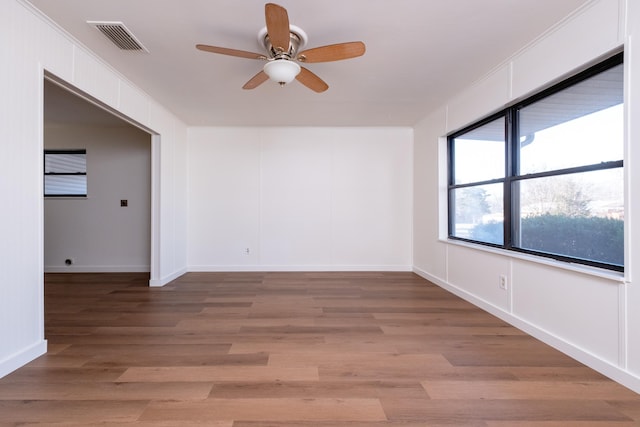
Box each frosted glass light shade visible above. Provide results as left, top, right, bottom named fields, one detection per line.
left=263, top=60, right=301, bottom=85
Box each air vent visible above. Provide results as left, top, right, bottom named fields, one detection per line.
left=87, top=21, right=148, bottom=52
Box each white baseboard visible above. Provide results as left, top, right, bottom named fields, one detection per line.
left=412, top=266, right=640, bottom=394
left=44, top=265, right=150, bottom=273
left=188, top=264, right=413, bottom=272
left=149, top=267, right=188, bottom=287
left=0, top=340, right=47, bottom=379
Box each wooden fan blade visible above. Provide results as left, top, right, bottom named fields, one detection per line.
left=196, top=44, right=266, bottom=60
left=296, top=67, right=329, bottom=93
left=297, top=41, right=366, bottom=63
left=243, top=70, right=269, bottom=90
left=265, top=3, right=290, bottom=53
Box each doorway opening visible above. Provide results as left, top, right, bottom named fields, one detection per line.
left=43, top=75, right=159, bottom=283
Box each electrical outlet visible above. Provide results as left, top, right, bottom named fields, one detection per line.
left=499, top=275, right=508, bottom=290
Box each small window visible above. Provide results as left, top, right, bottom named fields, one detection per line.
left=44, top=149, right=87, bottom=197
left=448, top=53, right=624, bottom=271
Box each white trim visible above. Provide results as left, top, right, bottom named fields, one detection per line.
left=149, top=135, right=162, bottom=285
left=413, top=266, right=640, bottom=394
left=0, top=341, right=47, bottom=380
left=149, top=267, right=187, bottom=287
left=188, top=265, right=413, bottom=272
left=623, top=38, right=633, bottom=284
left=44, top=265, right=150, bottom=273
left=37, top=65, right=47, bottom=352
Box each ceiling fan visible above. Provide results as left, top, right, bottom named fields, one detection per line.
left=196, top=3, right=365, bottom=93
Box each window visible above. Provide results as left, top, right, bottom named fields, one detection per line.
left=44, top=149, right=87, bottom=197
left=448, top=53, right=623, bottom=271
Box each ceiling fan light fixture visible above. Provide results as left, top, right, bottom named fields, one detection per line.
left=196, top=3, right=364, bottom=92
left=263, top=60, right=301, bottom=85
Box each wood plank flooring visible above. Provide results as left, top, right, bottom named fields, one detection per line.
left=1, top=271, right=639, bottom=426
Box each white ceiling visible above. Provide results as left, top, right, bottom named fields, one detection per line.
left=28, top=0, right=590, bottom=127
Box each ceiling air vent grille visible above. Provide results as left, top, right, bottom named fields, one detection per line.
left=87, top=21, right=148, bottom=52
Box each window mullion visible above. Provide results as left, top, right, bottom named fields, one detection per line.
left=504, top=109, right=516, bottom=249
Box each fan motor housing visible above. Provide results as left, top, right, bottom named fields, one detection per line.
left=258, top=25, right=307, bottom=59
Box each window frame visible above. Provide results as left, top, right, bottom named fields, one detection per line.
left=44, top=149, right=88, bottom=198
left=447, top=52, right=624, bottom=272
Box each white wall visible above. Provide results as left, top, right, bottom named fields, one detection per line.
left=0, top=0, right=188, bottom=378
left=187, top=127, right=413, bottom=271
left=44, top=124, right=151, bottom=272
left=413, top=0, right=640, bottom=393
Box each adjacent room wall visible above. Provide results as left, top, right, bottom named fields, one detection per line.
left=44, top=124, right=151, bottom=272
left=413, top=0, right=640, bottom=393
left=187, top=127, right=413, bottom=271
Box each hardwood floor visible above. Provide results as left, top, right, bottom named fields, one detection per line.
left=1, top=271, right=639, bottom=426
